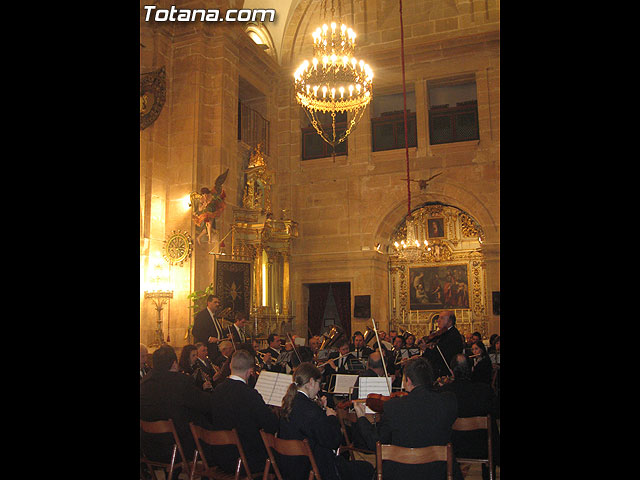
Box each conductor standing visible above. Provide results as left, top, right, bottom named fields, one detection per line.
left=192, top=294, right=226, bottom=360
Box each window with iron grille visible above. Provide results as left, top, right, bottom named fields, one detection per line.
left=371, top=91, right=417, bottom=152
left=238, top=101, right=270, bottom=154
left=427, top=78, right=479, bottom=145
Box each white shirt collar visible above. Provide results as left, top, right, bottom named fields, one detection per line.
left=297, top=389, right=310, bottom=398
left=228, top=375, right=246, bottom=384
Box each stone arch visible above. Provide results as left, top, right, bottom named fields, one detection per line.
left=370, top=180, right=498, bottom=249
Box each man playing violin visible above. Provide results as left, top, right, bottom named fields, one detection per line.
left=422, top=310, right=464, bottom=379
left=353, top=357, right=463, bottom=480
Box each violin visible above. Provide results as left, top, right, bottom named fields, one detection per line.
left=423, top=327, right=447, bottom=348
left=337, top=392, right=408, bottom=413
left=364, top=392, right=408, bottom=413
left=433, top=375, right=454, bottom=388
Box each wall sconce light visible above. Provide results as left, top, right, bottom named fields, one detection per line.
left=144, top=262, right=174, bottom=345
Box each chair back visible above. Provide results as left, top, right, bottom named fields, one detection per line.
left=259, top=430, right=322, bottom=480
left=335, top=408, right=376, bottom=460
left=375, top=442, right=453, bottom=480
left=140, top=419, right=190, bottom=480
left=189, top=423, right=253, bottom=480
left=451, top=414, right=493, bottom=480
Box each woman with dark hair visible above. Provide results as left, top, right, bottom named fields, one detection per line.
left=178, top=344, right=198, bottom=376
left=278, top=362, right=374, bottom=480
left=469, top=340, right=492, bottom=385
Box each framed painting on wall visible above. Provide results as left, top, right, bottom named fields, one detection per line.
left=214, top=259, right=252, bottom=319
left=409, top=264, right=469, bottom=310
left=353, top=295, right=371, bottom=318
left=427, top=218, right=445, bottom=238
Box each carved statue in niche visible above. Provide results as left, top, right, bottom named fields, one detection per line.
left=242, top=143, right=272, bottom=215
left=190, top=168, right=229, bottom=245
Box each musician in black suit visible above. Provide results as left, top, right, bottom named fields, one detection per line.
left=422, top=310, right=464, bottom=379
left=229, top=311, right=248, bottom=345
left=439, top=354, right=500, bottom=480
left=193, top=342, right=216, bottom=392
left=192, top=295, right=226, bottom=360
left=322, top=339, right=354, bottom=380
left=469, top=340, right=493, bottom=385
left=278, top=362, right=374, bottom=480
left=349, top=331, right=373, bottom=362
left=354, top=357, right=463, bottom=480
left=260, top=333, right=286, bottom=373
left=140, top=345, right=212, bottom=474
left=140, top=343, right=151, bottom=381
left=206, top=350, right=279, bottom=474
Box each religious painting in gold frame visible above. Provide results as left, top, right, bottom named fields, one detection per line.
left=427, top=217, right=445, bottom=238
left=214, top=259, right=252, bottom=319
left=409, top=264, right=469, bottom=311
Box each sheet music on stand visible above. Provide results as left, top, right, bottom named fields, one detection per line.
left=254, top=370, right=292, bottom=407
left=329, top=374, right=359, bottom=394
left=358, top=377, right=392, bottom=414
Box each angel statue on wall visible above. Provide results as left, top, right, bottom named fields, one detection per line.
left=190, top=168, right=229, bottom=245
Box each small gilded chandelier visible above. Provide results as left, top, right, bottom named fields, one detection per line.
left=294, top=4, right=373, bottom=152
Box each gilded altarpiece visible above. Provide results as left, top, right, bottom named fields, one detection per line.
left=388, top=204, right=489, bottom=340
left=230, top=145, right=298, bottom=340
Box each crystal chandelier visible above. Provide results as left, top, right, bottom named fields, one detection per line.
left=293, top=3, right=373, bottom=153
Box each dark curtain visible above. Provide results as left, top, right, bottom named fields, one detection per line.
left=308, top=284, right=330, bottom=336
left=331, top=282, right=351, bottom=341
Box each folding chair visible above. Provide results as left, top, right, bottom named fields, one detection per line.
left=140, top=419, right=191, bottom=480
left=452, top=414, right=494, bottom=480
left=189, top=423, right=261, bottom=480
left=335, top=407, right=375, bottom=461
left=259, top=430, right=322, bottom=480
left=375, top=441, right=453, bottom=480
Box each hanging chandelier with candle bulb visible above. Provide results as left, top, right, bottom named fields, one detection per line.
left=294, top=2, right=373, bottom=152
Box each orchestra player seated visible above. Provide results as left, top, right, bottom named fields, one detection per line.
left=469, top=340, right=492, bottom=386
left=140, top=344, right=213, bottom=476
left=278, top=362, right=375, bottom=480
left=210, top=340, right=233, bottom=388
left=206, top=349, right=279, bottom=475
left=353, top=357, right=463, bottom=480
left=260, top=334, right=287, bottom=373
left=349, top=332, right=373, bottom=362
left=438, top=353, right=500, bottom=480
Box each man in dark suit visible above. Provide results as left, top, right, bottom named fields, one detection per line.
left=140, top=343, right=151, bottom=381
left=439, top=354, right=500, bottom=480
left=192, top=295, right=226, bottom=360
left=229, top=311, right=248, bottom=345
left=140, top=345, right=213, bottom=470
left=260, top=333, right=286, bottom=373
left=422, top=310, right=464, bottom=379
left=322, top=339, right=354, bottom=381
left=193, top=342, right=217, bottom=392
left=206, top=349, right=279, bottom=475
left=349, top=331, right=373, bottom=363
left=354, top=357, right=463, bottom=480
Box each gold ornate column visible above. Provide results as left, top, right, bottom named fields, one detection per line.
left=282, top=250, right=290, bottom=316
left=230, top=144, right=298, bottom=339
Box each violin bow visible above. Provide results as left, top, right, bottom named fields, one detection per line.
left=371, top=318, right=393, bottom=395
left=435, top=344, right=454, bottom=377
left=287, top=332, right=303, bottom=364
